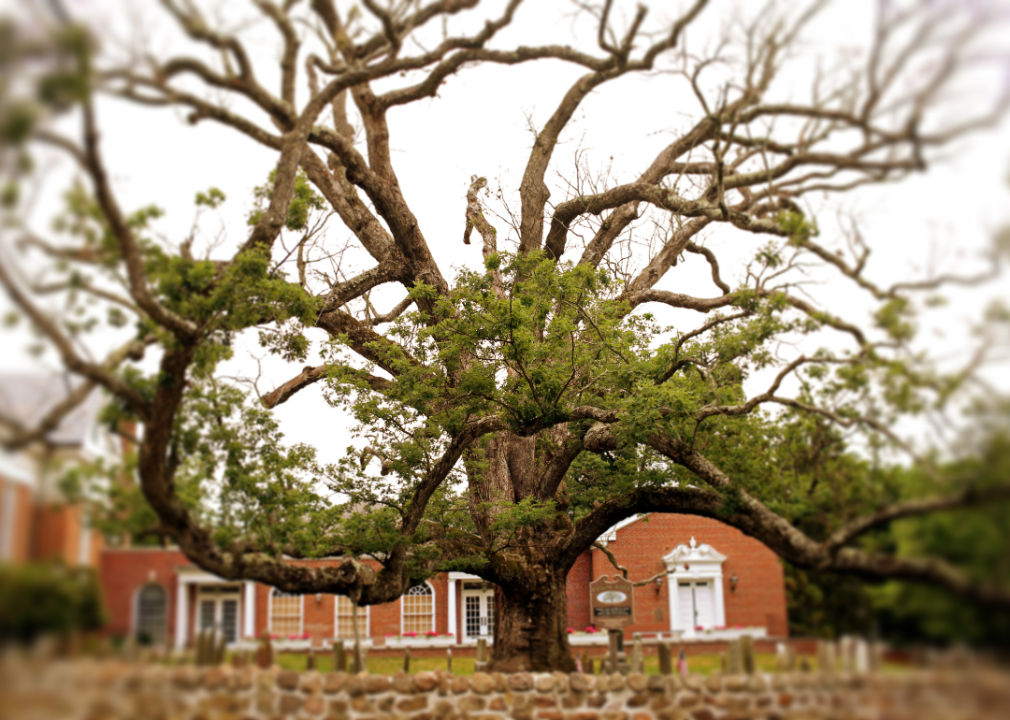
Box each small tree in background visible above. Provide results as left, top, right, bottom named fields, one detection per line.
left=1, top=1, right=1008, bottom=670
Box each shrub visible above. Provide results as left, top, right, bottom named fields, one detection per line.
left=0, top=562, right=107, bottom=643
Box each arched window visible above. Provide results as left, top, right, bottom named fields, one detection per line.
left=334, top=596, right=368, bottom=639
left=135, top=583, right=167, bottom=646
left=401, top=583, right=435, bottom=635
left=269, top=590, right=303, bottom=637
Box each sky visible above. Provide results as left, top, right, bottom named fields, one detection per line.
left=2, top=0, right=1009, bottom=468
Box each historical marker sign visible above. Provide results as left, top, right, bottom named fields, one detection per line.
left=589, top=575, right=635, bottom=630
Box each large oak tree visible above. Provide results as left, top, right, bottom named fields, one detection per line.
left=1, top=0, right=1009, bottom=670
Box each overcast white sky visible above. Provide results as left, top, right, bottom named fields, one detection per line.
left=3, top=0, right=1009, bottom=466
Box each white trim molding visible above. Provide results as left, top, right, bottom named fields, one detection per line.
left=447, top=573, right=481, bottom=644
left=663, top=537, right=728, bottom=639
left=173, top=568, right=246, bottom=650
left=243, top=581, right=256, bottom=640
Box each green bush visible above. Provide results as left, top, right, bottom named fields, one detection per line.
left=0, top=562, right=107, bottom=643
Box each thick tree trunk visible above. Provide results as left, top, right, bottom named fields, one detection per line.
left=489, top=571, right=576, bottom=673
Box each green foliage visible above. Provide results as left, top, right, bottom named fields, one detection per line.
left=0, top=563, right=107, bottom=643
left=247, top=169, right=325, bottom=231
left=196, top=187, right=226, bottom=208
left=777, top=210, right=818, bottom=244
left=782, top=434, right=1010, bottom=647
left=0, top=100, right=37, bottom=145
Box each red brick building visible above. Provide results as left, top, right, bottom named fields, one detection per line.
left=99, top=513, right=788, bottom=649
left=0, top=374, right=109, bottom=568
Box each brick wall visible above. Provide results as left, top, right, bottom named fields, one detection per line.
left=100, top=548, right=187, bottom=641
left=586, top=514, right=788, bottom=637
left=32, top=502, right=80, bottom=563
left=566, top=551, right=592, bottom=631
left=1, top=481, right=34, bottom=562
left=98, top=513, right=788, bottom=646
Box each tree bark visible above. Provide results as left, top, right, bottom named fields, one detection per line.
left=490, top=566, right=576, bottom=673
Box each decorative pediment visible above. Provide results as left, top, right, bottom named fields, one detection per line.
left=662, top=536, right=727, bottom=569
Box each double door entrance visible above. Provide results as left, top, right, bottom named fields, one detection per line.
left=677, top=580, right=715, bottom=630
left=197, top=585, right=241, bottom=644
left=461, top=581, right=494, bottom=643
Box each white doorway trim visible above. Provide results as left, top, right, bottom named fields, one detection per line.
left=663, top=537, right=727, bottom=639
left=460, top=580, right=495, bottom=644
left=196, top=585, right=242, bottom=646
left=447, top=572, right=481, bottom=644
left=174, top=569, right=248, bottom=650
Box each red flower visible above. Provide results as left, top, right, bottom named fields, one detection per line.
left=585, top=626, right=597, bottom=634
left=566, top=627, right=575, bottom=634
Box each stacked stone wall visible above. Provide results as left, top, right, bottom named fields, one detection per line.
left=2, top=658, right=1008, bottom=720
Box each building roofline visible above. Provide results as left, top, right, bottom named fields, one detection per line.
left=598, top=513, right=651, bottom=543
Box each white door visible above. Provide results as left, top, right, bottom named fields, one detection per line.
left=677, top=581, right=715, bottom=631
left=462, top=582, right=494, bottom=642
left=197, top=586, right=241, bottom=644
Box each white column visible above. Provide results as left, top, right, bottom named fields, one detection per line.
left=175, top=580, right=189, bottom=650
left=244, top=581, right=257, bottom=640
left=713, top=575, right=727, bottom=628
left=447, top=579, right=457, bottom=644
left=666, top=571, right=679, bottom=634
left=682, top=577, right=697, bottom=639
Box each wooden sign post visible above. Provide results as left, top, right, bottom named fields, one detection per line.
left=589, top=575, right=635, bottom=674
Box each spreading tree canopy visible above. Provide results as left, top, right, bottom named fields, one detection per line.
left=1, top=0, right=1009, bottom=670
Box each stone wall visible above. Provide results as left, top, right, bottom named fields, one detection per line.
left=1, top=659, right=1008, bottom=720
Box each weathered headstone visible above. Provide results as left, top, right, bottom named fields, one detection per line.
left=658, top=642, right=672, bottom=675
left=257, top=636, right=274, bottom=669
left=631, top=634, right=644, bottom=673
left=740, top=634, right=756, bottom=674
left=776, top=642, right=788, bottom=672
left=839, top=636, right=854, bottom=672
left=817, top=641, right=836, bottom=674
left=854, top=639, right=869, bottom=673
left=870, top=641, right=885, bottom=673
left=727, top=639, right=743, bottom=674
left=446, top=647, right=452, bottom=673
left=306, top=649, right=317, bottom=671
left=475, top=638, right=488, bottom=673
left=403, top=647, right=411, bottom=673
left=332, top=640, right=346, bottom=673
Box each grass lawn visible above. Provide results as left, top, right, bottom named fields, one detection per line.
left=272, top=651, right=795, bottom=676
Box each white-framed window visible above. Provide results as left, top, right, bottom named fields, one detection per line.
left=401, top=582, right=435, bottom=635
left=334, top=595, right=369, bottom=639
left=134, top=583, right=168, bottom=646
left=268, top=589, right=303, bottom=637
